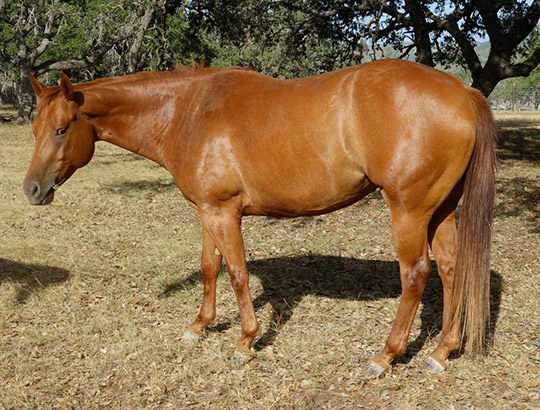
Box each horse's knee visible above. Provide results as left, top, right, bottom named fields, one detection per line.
left=201, top=252, right=222, bottom=277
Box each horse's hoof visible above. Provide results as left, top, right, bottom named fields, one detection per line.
left=181, top=329, right=200, bottom=344
left=232, top=350, right=252, bottom=365
left=423, top=356, right=446, bottom=374
left=365, top=361, right=387, bottom=378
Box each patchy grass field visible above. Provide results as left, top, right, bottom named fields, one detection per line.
left=1, top=110, right=539, bottom=409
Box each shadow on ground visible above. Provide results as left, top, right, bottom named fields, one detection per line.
left=495, top=120, right=540, bottom=233
left=162, top=254, right=502, bottom=361
left=0, top=258, right=70, bottom=303
left=496, top=177, right=540, bottom=233
left=101, top=180, right=177, bottom=197
left=497, top=119, right=540, bottom=163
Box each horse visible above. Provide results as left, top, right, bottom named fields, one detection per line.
left=24, top=59, right=496, bottom=377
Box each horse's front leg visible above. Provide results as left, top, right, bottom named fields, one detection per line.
left=190, top=204, right=259, bottom=361
left=182, top=224, right=223, bottom=343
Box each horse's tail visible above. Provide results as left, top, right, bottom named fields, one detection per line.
left=450, top=88, right=497, bottom=354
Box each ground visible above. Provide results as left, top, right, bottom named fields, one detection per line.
left=0, top=109, right=539, bottom=409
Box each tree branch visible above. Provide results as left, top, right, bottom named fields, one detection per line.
left=431, top=14, right=483, bottom=74
left=29, top=7, right=57, bottom=66
left=127, top=0, right=164, bottom=73
left=379, top=2, right=412, bottom=26
left=404, top=0, right=433, bottom=66
left=34, top=28, right=134, bottom=75
left=504, top=46, right=540, bottom=78
left=504, top=0, right=540, bottom=51
left=396, top=43, right=415, bottom=60
left=473, top=0, right=505, bottom=46
left=15, top=1, right=34, bottom=36
left=0, top=0, right=11, bottom=24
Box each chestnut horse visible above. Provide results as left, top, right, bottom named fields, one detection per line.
left=24, top=60, right=496, bottom=377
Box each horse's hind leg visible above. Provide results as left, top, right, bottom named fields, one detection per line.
left=366, top=205, right=433, bottom=377
left=425, top=201, right=462, bottom=372
left=182, top=225, right=223, bottom=342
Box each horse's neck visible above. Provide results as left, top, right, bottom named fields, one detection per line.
left=81, top=79, right=189, bottom=168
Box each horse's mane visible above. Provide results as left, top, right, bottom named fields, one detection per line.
left=173, top=60, right=250, bottom=76
left=37, top=63, right=252, bottom=102
left=73, top=63, right=250, bottom=90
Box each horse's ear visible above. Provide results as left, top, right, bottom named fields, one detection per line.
left=29, top=74, right=46, bottom=98
left=59, top=72, right=74, bottom=100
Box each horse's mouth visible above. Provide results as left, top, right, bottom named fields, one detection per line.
left=26, top=185, right=55, bottom=205
left=39, top=187, right=55, bottom=205
left=38, top=177, right=71, bottom=205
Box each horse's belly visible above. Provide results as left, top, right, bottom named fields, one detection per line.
left=243, top=171, right=376, bottom=217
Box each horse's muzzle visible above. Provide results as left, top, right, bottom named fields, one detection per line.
left=23, top=179, right=55, bottom=205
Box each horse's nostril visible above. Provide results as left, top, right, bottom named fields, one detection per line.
left=25, top=180, right=41, bottom=198
left=31, top=182, right=40, bottom=196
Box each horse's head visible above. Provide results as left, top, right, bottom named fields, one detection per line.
left=23, top=73, right=95, bottom=205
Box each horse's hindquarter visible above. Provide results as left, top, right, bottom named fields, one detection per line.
left=349, top=60, right=477, bottom=209
left=179, top=61, right=476, bottom=216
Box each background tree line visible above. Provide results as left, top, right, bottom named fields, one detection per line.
left=1, top=0, right=540, bottom=122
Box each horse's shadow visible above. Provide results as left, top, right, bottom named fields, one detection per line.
left=0, top=258, right=70, bottom=304
left=162, top=254, right=502, bottom=360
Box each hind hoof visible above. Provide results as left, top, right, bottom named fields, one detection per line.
left=232, top=350, right=252, bottom=365
left=423, top=356, right=446, bottom=374
left=365, top=361, right=387, bottom=378
left=181, top=329, right=201, bottom=344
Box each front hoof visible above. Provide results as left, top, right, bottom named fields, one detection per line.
left=181, top=329, right=201, bottom=344
left=423, top=356, right=446, bottom=374
left=365, top=361, right=387, bottom=378
left=232, top=350, right=253, bottom=365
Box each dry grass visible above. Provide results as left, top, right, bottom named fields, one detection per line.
left=1, top=110, right=539, bottom=409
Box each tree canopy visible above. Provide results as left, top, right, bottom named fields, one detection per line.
left=1, top=0, right=540, bottom=122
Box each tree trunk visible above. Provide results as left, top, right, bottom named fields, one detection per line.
left=470, top=56, right=505, bottom=97
left=17, top=64, right=34, bottom=124
left=13, top=14, right=34, bottom=124
left=404, top=0, right=434, bottom=67
left=471, top=76, right=498, bottom=98
left=127, top=3, right=157, bottom=74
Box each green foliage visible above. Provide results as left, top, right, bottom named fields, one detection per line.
left=1, top=0, right=539, bottom=97
left=178, top=1, right=364, bottom=78
left=0, top=0, right=138, bottom=82
left=0, top=0, right=369, bottom=83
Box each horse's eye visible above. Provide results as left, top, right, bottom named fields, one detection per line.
left=56, top=127, right=67, bottom=136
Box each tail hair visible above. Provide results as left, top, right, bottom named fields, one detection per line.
left=450, top=88, right=497, bottom=354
